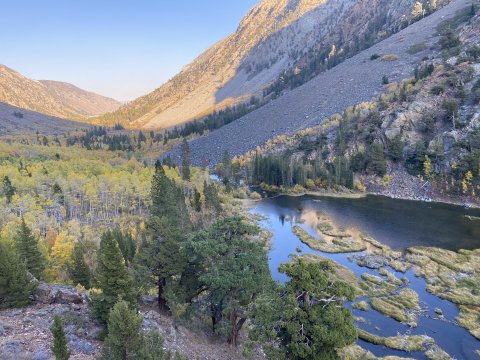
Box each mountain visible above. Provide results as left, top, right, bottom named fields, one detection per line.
left=0, top=65, right=121, bottom=119
left=96, top=0, right=450, bottom=129
left=0, top=102, right=90, bottom=136
left=164, top=0, right=476, bottom=165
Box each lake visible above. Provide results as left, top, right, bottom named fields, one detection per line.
left=250, top=194, right=480, bottom=360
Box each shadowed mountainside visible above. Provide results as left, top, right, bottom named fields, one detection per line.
left=0, top=102, right=89, bottom=136
left=164, top=0, right=476, bottom=165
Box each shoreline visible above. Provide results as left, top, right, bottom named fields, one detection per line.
left=249, top=188, right=480, bottom=210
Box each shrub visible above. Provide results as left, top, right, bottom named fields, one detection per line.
left=249, top=191, right=262, bottom=200
left=382, top=75, right=389, bottom=84
left=439, top=30, right=460, bottom=50
left=370, top=53, right=381, bottom=60
left=382, top=54, right=398, bottom=61
left=12, top=111, right=23, bottom=119
left=430, top=85, right=445, bottom=95
left=442, top=99, right=458, bottom=120
left=407, top=42, right=427, bottom=55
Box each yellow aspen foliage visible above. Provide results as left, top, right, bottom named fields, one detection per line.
left=47, top=229, right=76, bottom=283
left=423, top=155, right=432, bottom=179
left=462, top=171, right=473, bottom=194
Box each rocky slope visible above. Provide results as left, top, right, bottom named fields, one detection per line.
left=96, top=0, right=436, bottom=129
left=0, top=284, right=263, bottom=360
left=0, top=65, right=121, bottom=120
left=165, top=0, right=476, bottom=166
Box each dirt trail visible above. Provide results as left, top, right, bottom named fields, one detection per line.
left=165, top=0, right=476, bottom=165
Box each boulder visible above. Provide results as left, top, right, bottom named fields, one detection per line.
left=35, top=283, right=86, bottom=305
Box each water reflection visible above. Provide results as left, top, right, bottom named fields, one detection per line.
left=251, top=194, right=480, bottom=359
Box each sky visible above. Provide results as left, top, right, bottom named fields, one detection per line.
left=0, top=1, right=258, bottom=101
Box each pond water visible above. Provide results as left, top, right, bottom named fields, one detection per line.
left=250, top=194, right=480, bottom=360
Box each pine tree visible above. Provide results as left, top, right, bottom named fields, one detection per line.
left=112, top=228, right=136, bottom=264
left=135, top=217, right=187, bottom=312
left=150, top=162, right=190, bottom=231
left=250, top=259, right=357, bottom=360
left=51, top=315, right=70, bottom=360
left=185, top=216, right=272, bottom=346
left=134, top=162, right=192, bottom=311
left=181, top=139, right=191, bottom=181
left=222, top=150, right=232, bottom=190
left=0, top=243, right=36, bottom=309
left=193, top=189, right=202, bottom=212
left=367, top=142, right=387, bottom=176
left=388, top=135, right=404, bottom=162
left=14, top=218, right=46, bottom=280
left=68, top=241, right=91, bottom=289
left=100, top=300, right=144, bottom=360
left=2, top=176, right=16, bottom=204
left=91, top=230, right=138, bottom=323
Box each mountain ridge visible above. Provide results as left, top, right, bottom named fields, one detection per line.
left=96, top=0, right=438, bottom=130
left=0, top=64, right=121, bottom=120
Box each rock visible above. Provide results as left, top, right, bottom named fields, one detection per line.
left=31, top=349, right=49, bottom=360
left=0, top=340, right=22, bottom=357
left=446, top=56, right=458, bottom=66
left=36, top=283, right=85, bottom=305
left=67, top=334, right=97, bottom=355
left=85, top=325, right=103, bottom=340
left=142, top=295, right=157, bottom=306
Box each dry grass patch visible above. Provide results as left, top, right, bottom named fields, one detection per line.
left=382, top=54, right=399, bottom=61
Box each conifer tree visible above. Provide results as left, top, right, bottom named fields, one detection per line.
left=14, top=218, right=46, bottom=280
left=185, top=216, right=272, bottom=346
left=0, top=242, right=36, bottom=309
left=51, top=315, right=70, bottom=360
left=68, top=241, right=91, bottom=289
left=91, top=230, right=138, bottom=323
left=2, top=176, right=16, bottom=204
left=135, top=162, right=192, bottom=311
left=250, top=259, right=357, bottom=360
left=112, top=227, right=136, bottom=264
left=193, top=189, right=202, bottom=212
left=100, top=300, right=145, bottom=360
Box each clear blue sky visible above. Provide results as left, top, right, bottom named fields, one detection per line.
left=1, top=1, right=258, bottom=101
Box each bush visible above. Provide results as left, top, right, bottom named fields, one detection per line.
left=407, top=42, right=427, bottom=55
left=249, top=191, right=262, bottom=200
left=382, top=54, right=398, bottom=61
left=442, top=99, right=458, bottom=121
left=430, top=85, right=445, bottom=95
left=370, top=53, right=381, bottom=60
left=439, top=30, right=460, bottom=50
left=382, top=75, right=389, bottom=84
left=12, top=111, right=24, bottom=119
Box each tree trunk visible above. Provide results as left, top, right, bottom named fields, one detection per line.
left=210, top=302, right=223, bottom=333
left=228, top=310, right=247, bottom=347
left=157, top=277, right=167, bottom=312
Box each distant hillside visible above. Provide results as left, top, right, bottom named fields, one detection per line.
left=0, top=65, right=121, bottom=120
left=95, top=0, right=451, bottom=130
left=0, top=102, right=89, bottom=136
